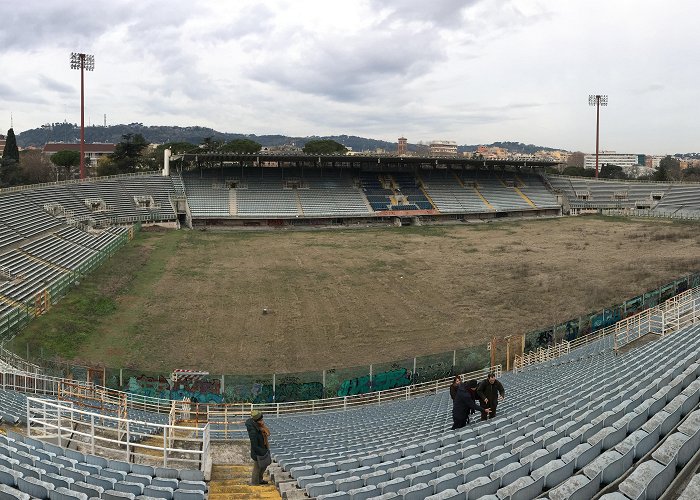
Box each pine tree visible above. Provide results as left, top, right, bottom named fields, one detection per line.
left=1, top=128, right=19, bottom=165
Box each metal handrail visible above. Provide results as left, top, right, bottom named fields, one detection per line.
left=27, top=397, right=208, bottom=471
left=514, top=286, right=700, bottom=372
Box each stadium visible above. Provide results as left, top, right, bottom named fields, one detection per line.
left=1, top=152, right=700, bottom=500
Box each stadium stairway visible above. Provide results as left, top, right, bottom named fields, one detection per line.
left=208, top=464, right=281, bottom=499
left=496, top=174, right=537, bottom=209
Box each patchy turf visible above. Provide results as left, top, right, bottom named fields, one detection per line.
left=11, top=216, right=700, bottom=375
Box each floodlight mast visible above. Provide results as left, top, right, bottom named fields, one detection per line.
left=70, top=52, right=95, bottom=180
left=588, top=94, right=608, bottom=178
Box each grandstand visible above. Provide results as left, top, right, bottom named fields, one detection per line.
left=1, top=156, right=700, bottom=499
left=179, top=166, right=560, bottom=224
left=547, top=175, right=700, bottom=218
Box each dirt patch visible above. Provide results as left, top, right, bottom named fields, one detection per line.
left=20, top=217, right=700, bottom=375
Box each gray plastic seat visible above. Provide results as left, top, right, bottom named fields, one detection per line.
left=172, top=490, right=204, bottom=500
left=548, top=471, right=601, bottom=500
left=142, top=485, right=173, bottom=500
left=102, top=491, right=136, bottom=500
left=0, top=483, right=30, bottom=500
left=619, top=460, right=676, bottom=500
left=397, top=482, right=433, bottom=500
left=496, top=475, right=544, bottom=500
left=17, top=476, right=54, bottom=499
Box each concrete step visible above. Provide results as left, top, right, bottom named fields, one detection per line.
left=209, top=464, right=281, bottom=499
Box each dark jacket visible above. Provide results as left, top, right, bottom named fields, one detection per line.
left=477, top=379, right=505, bottom=405
left=450, top=384, right=459, bottom=400
left=452, top=383, right=487, bottom=417
left=245, top=417, right=268, bottom=460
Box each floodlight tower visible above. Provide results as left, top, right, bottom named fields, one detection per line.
left=70, top=52, right=95, bottom=180
left=588, top=94, right=608, bottom=178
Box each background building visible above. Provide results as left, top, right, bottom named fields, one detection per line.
left=584, top=151, right=640, bottom=170
left=429, top=140, right=458, bottom=156
left=42, top=142, right=115, bottom=166
left=397, top=136, right=408, bottom=155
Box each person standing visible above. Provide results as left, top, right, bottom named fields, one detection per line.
left=477, top=372, right=505, bottom=420
left=452, top=380, right=490, bottom=429
left=245, top=410, right=271, bottom=485
left=449, top=375, right=461, bottom=400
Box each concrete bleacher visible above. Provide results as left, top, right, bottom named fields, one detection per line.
left=419, top=170, right=557, bottom=214
left=547, top=175, right=700, bottom=216
left=0, top=226, right=131, bottom=311
left=514, top=174, right=560, bottom=209
left=182, top=168, right=371, bottom=218
left=14, top=174, right=178, bottom=226
left=652, top=184, right=700, bottom=215
left=465, top=172, right=532, bottom=212
left=419, top=171, right=491, bottom=214
left=265, top=322, right=700, bottom=499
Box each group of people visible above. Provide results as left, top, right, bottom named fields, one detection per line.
left=450, top=372, right=505, bottom=429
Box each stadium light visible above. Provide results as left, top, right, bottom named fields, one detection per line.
left=70, top=52, right=95, bottom=180
left=588, top=94, right=608, bottom=178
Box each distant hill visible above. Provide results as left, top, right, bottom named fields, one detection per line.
left=16, top=123, right=562, bottom=154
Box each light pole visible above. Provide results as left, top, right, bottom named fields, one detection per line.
left=588, top=94, right=608, bottom=178
left=70, top=52, right=95, bottom=180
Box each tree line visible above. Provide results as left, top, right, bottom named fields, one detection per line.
left=1, top=129, right=347, bottom=188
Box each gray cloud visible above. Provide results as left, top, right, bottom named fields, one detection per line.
left=250, top=25, right=445, bottom=101
left=38, top=75, right=74, bottom=95
left=370, top=0, right=482, bottom=28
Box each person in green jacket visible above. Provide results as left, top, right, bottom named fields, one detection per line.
left=245, top=410, right=271, bottom=485
left=477, top=372, right=505, bottom=420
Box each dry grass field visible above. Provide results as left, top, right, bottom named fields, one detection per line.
left=15, top=216, right=700, bottom=375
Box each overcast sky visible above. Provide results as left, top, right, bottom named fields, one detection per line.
left=1, top=0, right=698, bottom=153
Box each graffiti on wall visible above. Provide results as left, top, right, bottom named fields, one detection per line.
left=123, top=374, right=223, bottom=403
left=336, top=368, right=411, bottom=397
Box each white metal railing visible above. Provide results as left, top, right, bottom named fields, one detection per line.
left=513, top=341, right=570, bottom=372
left=0, top=344, right=43, bottom=375
left=614, top=286, right=700, bottom=350
left=513, top=286, right=700, bottom=372
left=27, top=397, right=209, bottom=471
left=0, top=370, right=89, bottom=394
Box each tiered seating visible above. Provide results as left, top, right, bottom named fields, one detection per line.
left=0, top=225, right=132, bottom=328
left=19, top=236, right=98, bottom=272
left=0, top=194, right=63, bottom=238
left=545, top=175, right=700, bottom=214
left=298, top=173, right=371, bottom=217
left=0, top=250, right=69, bottom=304
left=359, top=173, right=393, bottom=211
left=419, top=171, right=491, bottom=213
left=466, top=172, right=531, bottom=211
left=180, top=173, right=229, bottom=217
left=0, top=225, right=24, bottom=252
left=653, top=184, right=700, bottom=214
left=515, top=174, right=560, bottom=209
left=16, top=174, right=178, bottom=226
left=391, top=173, right=433, bottom=210
left=266, top=323, right=700, bottom=499
left=0, top=431, right=205, bottom=500
left=237, top=185, right=299, bottom=217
